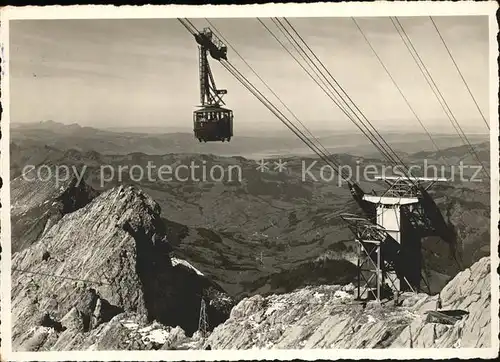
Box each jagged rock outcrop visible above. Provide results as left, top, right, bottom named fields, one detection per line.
left=392, top=256, right=491, bottom=348
left=11, top=166, right=99, bottom=253
left=12, top=184, right=234, bottom=351
left=205, top=256, right=491, bottom=349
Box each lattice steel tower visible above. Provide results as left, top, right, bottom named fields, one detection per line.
left=198, top=298, right=209, bottom=338
left=342, top=176, right=453, bottom=302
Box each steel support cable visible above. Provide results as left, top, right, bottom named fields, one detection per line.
left=12, top=267, right=110, bottom=286
left=391, top=19, right=468, bottom=157
left=266, top=18, right=400, bottom=169
left=281, top=17, right=412, bottom=173
left=394, top=16, right=489, bottom=180
left=221, top=63, right=350, bottom=179
left=274, top=17, right=400, bottom=167
left=205, top=19, right=349, bottom=179
left=221, top=60, right=345, bottom=172
left=264, top=20, right=428, bottom=195
left=352, top=17, right=449, bottom=168
left=264, top=17, right=394, bottom=163
left=274, top=19, right=428, bottom=192
left=277, top=18, right=423, bottom=189
left=281, top=17, right=410, bottom=174
left=221, top=60, right=352, bottom=180
left=266, top=19, right=414, bottom=187
left=178, top=18, right=197, bottom=36
left=266, top=18, right=345, bottom=111
left=391, top=17, right=467, bottom=144
left=429, top=16, right=489, bottom=130
left=392, top=17, right=490, bottom=180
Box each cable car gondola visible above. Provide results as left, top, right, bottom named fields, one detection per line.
left=192, top=27, right=234, bottom=143
left=194, top=105, right=233, bottom=142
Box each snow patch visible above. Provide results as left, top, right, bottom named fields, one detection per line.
left=122, top=320, right=171, bottom=345
left=121, top=320, right=139, bottom=330
left=138, top=325, right=155, bottom=334
left=143, top=328, right=170, bottom=344
left=171, top=257, right=204, bottom=276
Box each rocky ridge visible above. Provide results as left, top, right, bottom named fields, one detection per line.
left=13, top=244, right=491, bottom=350
left=205, top=256, right=491, bottom=349
left=12, top=183, right=234, bottom=351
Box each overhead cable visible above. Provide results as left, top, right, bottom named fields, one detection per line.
left=392, top=16, right=490, bottom=180
left=429, top=16, right=489, bottom=130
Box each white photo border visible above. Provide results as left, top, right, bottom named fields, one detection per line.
left=1, top=2, right=498, bottom=361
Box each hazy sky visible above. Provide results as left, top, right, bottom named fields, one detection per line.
left=10, top=16, right=489, bottom=134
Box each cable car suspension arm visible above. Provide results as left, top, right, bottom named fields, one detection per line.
left=205, top=60, right=225, bottom=105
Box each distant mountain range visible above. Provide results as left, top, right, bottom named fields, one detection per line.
left=11, top=120, right=489, bottom=159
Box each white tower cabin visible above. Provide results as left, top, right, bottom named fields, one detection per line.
left=342, top=175, right=449, bottom=302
